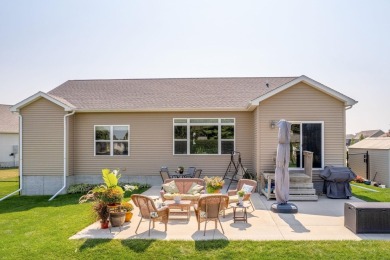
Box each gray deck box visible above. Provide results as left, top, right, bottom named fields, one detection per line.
left=344, top=202, right=390, bottom=233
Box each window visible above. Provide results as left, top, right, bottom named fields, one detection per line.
left=173, top=118, right=235, bottom=155
left=95, top=125, right=129, bottom=156
left=289, top=122, right=323, bottom=169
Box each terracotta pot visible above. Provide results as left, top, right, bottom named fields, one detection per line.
left=100, top=220, right=109, bottom=229
left=125, top=211, right=133, bottom=222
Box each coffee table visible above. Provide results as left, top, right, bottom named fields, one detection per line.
left=230, top=202, right=250, bottom=223
left=164, top=200, right=192, bottom=221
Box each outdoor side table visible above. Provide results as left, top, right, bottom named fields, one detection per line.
left=230, top=202, right=250, bottom=223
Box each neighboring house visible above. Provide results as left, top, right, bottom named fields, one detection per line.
left=348, top=137, right=390, bottom=187
left=346, top=129, right=385, bottom=147
left=381, top=130, right=390, bottom=137
left=0, top=104, right=19, bottom=167
left=10, top=75, right=357, bottom=195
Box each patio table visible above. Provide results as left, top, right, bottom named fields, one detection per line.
left=164, top=200, right=192, bottom=221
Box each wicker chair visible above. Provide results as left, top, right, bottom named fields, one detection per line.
left=131, top=194, right=170, bottom=236
left=227, top=179, right=257, bottom=211
left=194, top=194, right=229, bottom=236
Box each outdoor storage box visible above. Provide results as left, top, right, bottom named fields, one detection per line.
left=344, top=202, right=390, bottom=233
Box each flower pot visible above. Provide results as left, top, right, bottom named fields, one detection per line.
left=206, top=187, right=221, bottom=194
left=125, top=211, right=133, bottom=222
left=238, top=196, right=244, bottom=205
left=109, top=211, right=126, bottom=227
left=100, top=220, right=109, bottom=229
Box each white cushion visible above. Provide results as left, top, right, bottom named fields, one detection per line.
left=241, top=184, right=254, bottom=194
left=162, top=181, right=179, bottom=194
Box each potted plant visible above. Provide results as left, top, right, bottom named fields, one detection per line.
left=101, top=186, right=124, bottom=206
left=237, top=190, right=245, bottom=205
left=121, top=201, right=134, bottom=222
left=93, top=202, right=110, bottom=229
left=79, top=168, right=126, bottom=228
left=204, top=176, right=224, bottom=193
left=177, top=166, right=184, bottom=174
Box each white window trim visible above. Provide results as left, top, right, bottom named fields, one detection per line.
left=173, top=118, right=235, bottom=155
left=288, top=121, right=324, bottom=170
left=94, top=125, right=130, bottom=156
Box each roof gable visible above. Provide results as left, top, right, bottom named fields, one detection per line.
left=250, top=75, right=357, bottom=107
left=10, top=92, right=75, bottom=112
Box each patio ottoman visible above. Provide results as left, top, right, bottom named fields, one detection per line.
left=344, top=202, right=390, bottom=233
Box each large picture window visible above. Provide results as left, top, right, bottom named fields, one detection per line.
left=173, top=118, right=235, bottom=155
left=95, top=125, right=129, bottom=156
left=289, top=122, right=323, bottom=169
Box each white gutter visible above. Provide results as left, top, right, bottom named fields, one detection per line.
left=49, top=110, right=75, bottom=201
left=0, top=114, right=23, bottom=201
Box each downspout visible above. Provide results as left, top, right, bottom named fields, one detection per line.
left=0, top=114, right=23, bottom=201
left=49, top=110, right=75, bottom=201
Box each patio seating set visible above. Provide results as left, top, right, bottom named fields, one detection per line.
left=131, top=173, right=257, bottom=236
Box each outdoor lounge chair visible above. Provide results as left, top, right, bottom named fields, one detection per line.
left=228, top=179, right=257, bottom=211
left=131, top=194, right=170, bottom=236
left=160, top=167, right=171, bottom=182
left=194, top=194, right=229, bottom=236
left=193, top=169, right=202, bottom=179
left=187, top=167, right=196, bottom=177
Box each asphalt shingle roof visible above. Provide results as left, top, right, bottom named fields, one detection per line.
left=0, top=104, right=19, bottom=133
left=48, top=77, right=297, bottom=111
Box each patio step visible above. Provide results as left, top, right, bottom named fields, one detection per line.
left=290, top=182, right=314, bottom=188
left=289, top=188, right=317, bottom=195
left=289, top=194, right=319, bottom=201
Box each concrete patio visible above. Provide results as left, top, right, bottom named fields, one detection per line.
left=70, top=185, right=390, bottom=241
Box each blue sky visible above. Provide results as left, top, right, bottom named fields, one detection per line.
left=0, top=0, right=389, bottom=134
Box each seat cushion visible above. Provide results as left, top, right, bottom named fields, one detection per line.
left=163, top=193, right=201, bottom=201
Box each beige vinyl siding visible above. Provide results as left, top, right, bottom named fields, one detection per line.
left=256, top=82, right=346, bottom=178
left=73, top=111, right=253, bottom=177
left=20, top=98, right=66, bottom=176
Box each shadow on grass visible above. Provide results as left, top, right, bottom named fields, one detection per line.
left=195, top=239, right=229, bottom=251
left=121, top=239, right=157, bottom=253
left=78, top=239, right=112, bottom=252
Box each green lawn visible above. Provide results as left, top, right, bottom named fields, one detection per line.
left=351, top=182, right=390, bottom=202
left=0, top=189, right=389, bottom=259
left=0, top=168, right=19, bottom=197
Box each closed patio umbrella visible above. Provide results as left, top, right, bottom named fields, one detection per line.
left=275, top=119, right=291, bottom=204
left=271, top=119, right=298, bottom=213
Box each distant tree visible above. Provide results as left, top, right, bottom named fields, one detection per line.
left=350, top=138, right=356, bottom=145
left=359, top=134, right=365, bottom=141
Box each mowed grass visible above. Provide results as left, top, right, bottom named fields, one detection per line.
left=0, top=168, right=19, bottom=197
left=0, top=191, right=390, bottom=259
left=351, top=182, right=390, bottom=202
